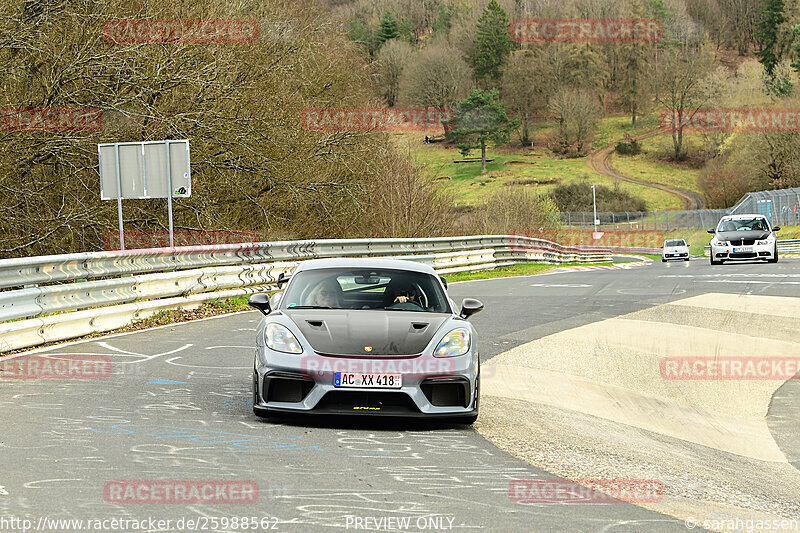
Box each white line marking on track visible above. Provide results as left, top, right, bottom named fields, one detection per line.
left=165, top=356, right=248, bottom=369
left=530, top=283, right=592, bottom=288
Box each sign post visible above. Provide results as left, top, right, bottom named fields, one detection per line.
left=98, top=140, right=191, bottom=250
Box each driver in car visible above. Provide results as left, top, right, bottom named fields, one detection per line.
left=387, top=284, right=423, bottom=309
left=393, top=286, right=417, bottom=304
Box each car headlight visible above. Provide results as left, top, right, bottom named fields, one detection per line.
left=434, top=328, right=470, bottom=357
left=265, top=323, right=303, bottom=354
left=757, top=238, right=774, bottom=245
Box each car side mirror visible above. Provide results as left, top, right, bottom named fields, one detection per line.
left=440, top=276, right=448, bottom=289
left=460, top=298, right=484, bottom=319
left=773, top=226, right=781, bottom=231
left=248, top=293, right=271, bottom=315
left=707, top=229, right=715, bottom=234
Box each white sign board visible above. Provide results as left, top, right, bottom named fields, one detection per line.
left=99, top=140, right=190, bottom=200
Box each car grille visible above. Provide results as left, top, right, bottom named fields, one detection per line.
left=316, top=390, right=419, bottom=413
left=729, top=239, right=755, bottom=246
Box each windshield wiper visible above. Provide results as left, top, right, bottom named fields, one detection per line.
left=383, top=306, right=424, bottom=311
left=286, top=305, right=333, bottom=309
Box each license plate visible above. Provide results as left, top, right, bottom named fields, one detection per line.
left=334, top=372, right=402, bottom=389
left=733, top=247, right=753, bottom=253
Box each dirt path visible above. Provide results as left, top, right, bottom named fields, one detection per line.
left=587, top=129, right=706, bottom=210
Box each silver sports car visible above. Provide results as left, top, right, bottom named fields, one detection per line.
left=248, top=258, right=483, bottom=423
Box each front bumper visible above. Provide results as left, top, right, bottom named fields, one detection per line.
left=711, top=242, right=775, bottom=261
left=253, top=349, right=479, bottom=417
left=662, top=252, right=689, bottom=260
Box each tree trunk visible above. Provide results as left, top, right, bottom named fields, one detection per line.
left=481, top=141, right=487, bottom=174
left=631, top=102, right=637, bottom=127
left=521, top=113, right=529, bottom=146
left=672, top=128, right=680, bottom=160
left=672, top=126, right=685, bottom=160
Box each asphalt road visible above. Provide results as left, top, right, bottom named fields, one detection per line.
left=2, top=257, right=799, bottom=532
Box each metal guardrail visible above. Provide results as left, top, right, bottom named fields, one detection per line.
left=574, top=245, right=662, bottom=254
left=702, top=239, right=800, bottom=256
left=0, top=235, right=612, bottom=353
left=0, top=235, right=598, bottom=290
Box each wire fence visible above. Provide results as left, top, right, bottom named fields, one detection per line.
left=562, top=187, right=800, bottom=230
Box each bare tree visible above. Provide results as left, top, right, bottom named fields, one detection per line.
left=359, top=146, right=455, bottom=238
left=548, top=87, right=601, bottom=153
left=471, top=187, right=561, bottom=235
left=0, top=0, right=391, bottom=256
left=652, top=46, right=716, bottom=160
left=615, top=43, right=653, bottom=126
left=375, top=39, right=413, bottom=106
left=398, top=44, right=474, bottom=131
left=501, top=50, right=551, bottom=145
left=719, top=0, right=759, bottom=56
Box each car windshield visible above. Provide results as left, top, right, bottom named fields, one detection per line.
left=281, top=268, right=450, bottom=313
left=717, top=218, right=768, bottom=232
left=665, top=240, right=685, bottom=247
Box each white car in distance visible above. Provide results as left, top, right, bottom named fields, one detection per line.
left=662, top=239, right=690, bottom=262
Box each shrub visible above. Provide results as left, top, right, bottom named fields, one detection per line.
left=550, top=181, right=647, bottom=212
left=614, top=140, right=641, bottom=155
left=469, top=187, right=560, bottom=234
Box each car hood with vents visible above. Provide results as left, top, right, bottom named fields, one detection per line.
left=284, top=309, right=451, bottom=356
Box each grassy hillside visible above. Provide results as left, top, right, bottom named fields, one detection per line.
left=395, top=112, right=698, bottom=211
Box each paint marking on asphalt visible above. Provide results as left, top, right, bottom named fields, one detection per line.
left=529, top=283, right=592, bottom=288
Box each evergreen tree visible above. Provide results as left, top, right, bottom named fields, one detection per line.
left=446, top=89, right=518, bottom=173
left=790, top=24, right=800, bottom=74
left=469, top=0, right=512, bottom=84
left=432, top=2, right=456, bottom=35
left=376, top=12, right=400, bottom=49
left=755, top=0, right=786, bottom=78
left=617, top=44, right=652, bottom=127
